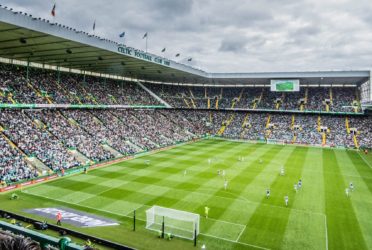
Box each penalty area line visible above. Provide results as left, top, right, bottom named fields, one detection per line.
left=204, top=217, right=245, bottom=228
left=22, top=190, right=270, bottom=249
left=199, top=232, right=270, bottom=250
left=235, top=225, right=246, bottom=242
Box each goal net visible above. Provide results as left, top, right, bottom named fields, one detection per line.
left=146, top=205, right=200, bottom=240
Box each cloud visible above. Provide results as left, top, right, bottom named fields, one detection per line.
left=219, top=36, right=248, bottom=53
left=0, top=0, right=371, bottom=73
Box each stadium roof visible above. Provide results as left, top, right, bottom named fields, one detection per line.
left=0, top=6, right=370, bottom=86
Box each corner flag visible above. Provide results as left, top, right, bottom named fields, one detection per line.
left=143, top=32, right=148, bottom=39
left=119, top=32, right=125, bottom=38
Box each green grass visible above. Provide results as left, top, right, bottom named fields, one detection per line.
left=1, top=139, right=372, bottom=250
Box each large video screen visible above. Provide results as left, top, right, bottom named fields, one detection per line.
left=270, top=79, right=300, bottom=92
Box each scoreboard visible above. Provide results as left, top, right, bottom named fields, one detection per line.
left=270, top=79, right=300, bottom=92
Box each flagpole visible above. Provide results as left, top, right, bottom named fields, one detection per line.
left=146, top=35, right=148, bottom=53
left=52, top=6, right=55, bottom=24
left=51, top=3, right=56, bottom=23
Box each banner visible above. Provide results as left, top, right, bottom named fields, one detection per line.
left=0, top=104, right=166, bottom=109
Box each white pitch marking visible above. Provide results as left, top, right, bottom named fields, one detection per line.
left=324, top=214, right=328, bottom=250
left=204, top=217, right=245, bottom=228
left=199, top=232, right=271, bottom=250
left=235, top=225, right=246, bottom=242
left=24, top=191, right=265, bottom=249
left=358, top=152, right=372, bottom=169
left=191, top=188, right=326, bottom=217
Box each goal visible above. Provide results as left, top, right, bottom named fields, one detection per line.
left=145, top=205, right=200, bottom=240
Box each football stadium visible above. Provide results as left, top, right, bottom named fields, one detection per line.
left=0, top=1, right=372, bottom=250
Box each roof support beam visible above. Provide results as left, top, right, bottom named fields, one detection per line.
left=0, top=27, right=21, bottom=33
left=0, top=39, right=73, bottom=51
left=0, top=34, right=49, bottom=44
left=0, top=46, right=92, bottom=58
left=7, top=49, right=105, bottom=60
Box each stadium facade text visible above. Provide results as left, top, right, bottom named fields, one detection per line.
left=117, top=46, right=170, bottom=66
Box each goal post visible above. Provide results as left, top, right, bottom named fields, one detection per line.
left=146, top=206, right=200, bottom=240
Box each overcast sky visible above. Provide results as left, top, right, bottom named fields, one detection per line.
left=1, top=0, right=372, bottom=73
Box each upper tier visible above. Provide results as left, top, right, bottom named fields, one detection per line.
left=144, top=82, right=361, bottom=113
left=0, top=62, right=364, bottom=113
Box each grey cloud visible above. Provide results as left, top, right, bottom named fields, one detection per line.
left=294, top=25, right=321, bottom=37
left=0, top=0, right=371, bottom=73
left=219, top=36, right=248, bottom=53
left=149, top=0, right=193, bottom=17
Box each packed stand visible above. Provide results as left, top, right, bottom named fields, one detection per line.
left=266, top=114, right=293, bottom=142
left=349, top=117, right=372, bottom=148
left=144, top=81, right=361, bottom=113
left=0, top=110, right=80, bottom=171
left=0, top=62, right=364, bottom=113
left=0, top=136, right=37, bottom=185
left=331, top=88, right=358, bottom=112
left=0, top=64, right=45, bottom=104
left=31, top=110, right=113, bottom=162
left=0, top=63, right=160, bottom=106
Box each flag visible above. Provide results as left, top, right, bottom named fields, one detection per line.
left=51, top=4, right=56, bottom=17
left=188, top=58, right=192, bottom=62
left=161, top=48, right=166, bottom=52
left=119, top=32, right=125, bottom=38
left=142, top=32, right=148, bottom=39
left=175, top=53, right=180, bottom=57
left=93, top=20, right=96, bottom=31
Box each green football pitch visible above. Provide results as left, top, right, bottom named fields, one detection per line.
left=1, top=139, right=372, bottom=250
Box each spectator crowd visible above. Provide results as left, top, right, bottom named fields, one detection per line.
left=144, top=82, right=361, bottom=112
left=0, top=63, right=371, bottom=186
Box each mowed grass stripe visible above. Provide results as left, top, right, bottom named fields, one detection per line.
left=199, top=145, right=284, bottom=222
left=323, top=149, right=367, bottom=250
left=238, top=147, right=308, bottom=249
left=65, top=140, right=232, bottom=186
left=168, top=144, right=269, bottom=241
left=199, top=145, right=295, bottom=244
left=24, top=141, right=231, bottom=215
left=196, top=145, right=293, bottom=245
left=16, top=141, right=372, bottom=250
left=347, top=151, right=372, bottom=194
left=281, top=147, right=326, bottom=250
left=337, top=150, right=372, bottom=249
left=25, top=140, right=236, bottom=215
left=79, top=141, right=240, bottom=215
left=122, top=142, right=257, bottom=219
left=131, top=142, right=259, bottom=219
